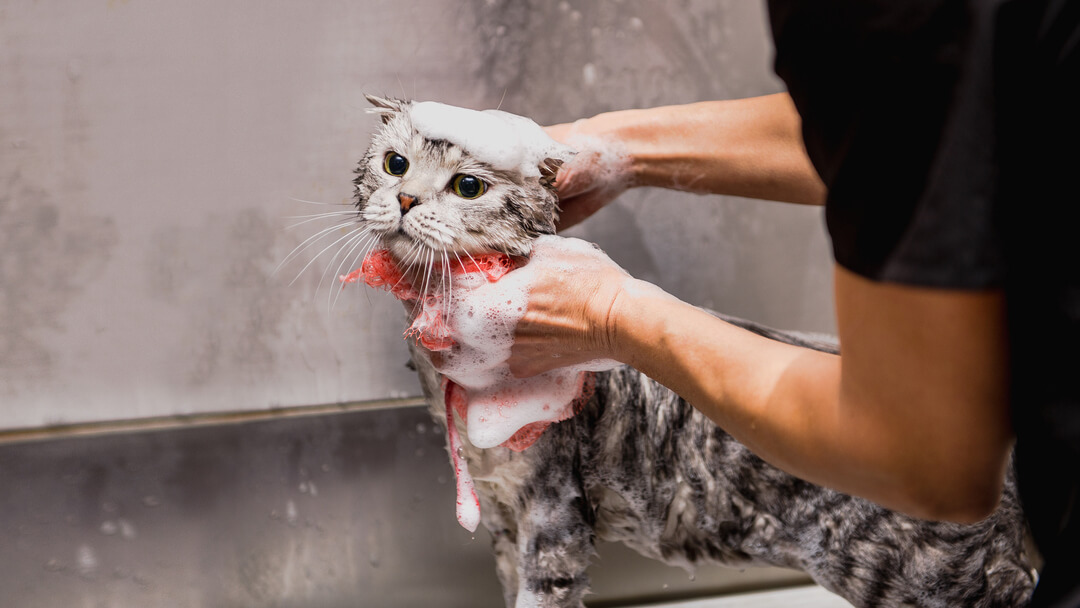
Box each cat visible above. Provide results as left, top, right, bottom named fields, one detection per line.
left=345, top=95, right=1036, bottom=608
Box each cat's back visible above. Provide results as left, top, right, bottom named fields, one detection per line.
left=574, top=364, right=1035, bottom=607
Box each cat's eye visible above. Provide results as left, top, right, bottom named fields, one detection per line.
left=383, top=152, right=409, bottom=176
left=452, top=174, right=486, bottom=199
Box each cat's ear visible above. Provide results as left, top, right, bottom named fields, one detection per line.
left=365, top=94, right=409, bottom=124
left=538, top=148, right=575, bottom=193
left=539, top=157, right=563, bottom=191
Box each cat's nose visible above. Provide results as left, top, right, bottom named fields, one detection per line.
left=398, top=192, right=419, bottom=215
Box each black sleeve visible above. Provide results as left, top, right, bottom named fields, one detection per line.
left=767, top=0, right=1004, bottom=288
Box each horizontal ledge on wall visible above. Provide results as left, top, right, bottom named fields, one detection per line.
left=0, top=395, right=429, bottom=446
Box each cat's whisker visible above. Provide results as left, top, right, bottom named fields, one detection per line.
left=462, top=250, right=483, bottom=274
left=284, top=211, right=359, bottom=231
left=442, top=250, right=453, bottom=314
left=285, top=210, right=358, bottom=221
left=315, top=227, right=369, bottom=301
left=423, top=249, right=436, bottom=298
left=289, top=196, right=349, bottom=206
left=327, top=229, right=378, bottom=312
left=290, top=225, right=365, bottom=289
left=404, top=248, right=428, bottom=320
left=413, top=249, right=435, bottom=321
left=275, top=219, right=357, bottom=279
left=329, top=232, right=377, bottom=312
left=394, top=244, right=427, bottom=315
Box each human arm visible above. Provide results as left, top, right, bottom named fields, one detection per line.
left=510, top=240, right=1014, bottom=523
left=547, top=93, right=826, bottom=229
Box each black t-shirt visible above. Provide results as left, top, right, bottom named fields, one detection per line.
left=767, top=1, right=1080, bottom=606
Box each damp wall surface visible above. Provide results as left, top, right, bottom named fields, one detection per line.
left=0, top=0, right=834, bottom=430
left=0, top=1, right=840, bottom=606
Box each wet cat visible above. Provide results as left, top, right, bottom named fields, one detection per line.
left=347, top=95, right=1036, bottom=608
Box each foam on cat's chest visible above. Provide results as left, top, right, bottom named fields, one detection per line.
left=344, top=237, right=618, bottom=531
left=409, top=102, right=568, bottom=178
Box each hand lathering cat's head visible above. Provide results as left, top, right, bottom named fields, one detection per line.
left=353, top=95, right=572, bottom=264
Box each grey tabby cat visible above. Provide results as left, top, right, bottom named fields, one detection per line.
left=349, top=95, right=1036, bottom=608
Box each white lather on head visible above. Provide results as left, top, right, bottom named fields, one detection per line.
left=408, top=102, right=574, bottom=179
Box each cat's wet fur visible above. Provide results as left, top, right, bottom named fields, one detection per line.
left=352, top=96, right=1036, bottom=608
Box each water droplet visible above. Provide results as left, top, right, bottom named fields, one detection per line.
left=662, top=583, right=669, bottom=590
left=582, top=63, right=598, bottom=87
left=307, top=481, right=318, bottom=497
left=286, top=500, right=299, bottom=525
left=142, top=496, right=160, bottom=508
left=321, top=463, right=331, bottom=472
left=416, top=422, right=427, bottom=434
left=76, top=545, right=98, bottom=578
left=102, top=501, right=118, bottom=514
left=43, top=558, right=64, bottom=573
left=119, top=519, right=137, bottom=540
left=415, top=447, right=426, bottom=458
left=100, top=521, right=118, bottom=536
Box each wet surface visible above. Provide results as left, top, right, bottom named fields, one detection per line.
left=0, top=0, right=833, bottom=428
left=0, top=406, right=809, bottom=607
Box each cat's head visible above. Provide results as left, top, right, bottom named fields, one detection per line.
left=353, top=95, right=573, bottom=263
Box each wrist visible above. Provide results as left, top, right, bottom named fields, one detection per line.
left=588, top=103, right=715, bottom=192
left=568, top=109, right=649, bottom=190
left=604, top=277, right=671, bottom=365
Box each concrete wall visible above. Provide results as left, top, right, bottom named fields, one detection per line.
left=0, top=0, right=834, bottom=430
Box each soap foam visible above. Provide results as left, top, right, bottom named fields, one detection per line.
left=438, top=235, right=620, bottom=449
left=409, top=102, right=572, bottom=178
left=348, top=235, right=621, bottom=531
left=444, top=380, right=480, bottom=532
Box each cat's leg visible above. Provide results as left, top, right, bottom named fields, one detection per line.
left=479, top=497, right=522, bottom=608
left=513, top=470, right=596, bottom=608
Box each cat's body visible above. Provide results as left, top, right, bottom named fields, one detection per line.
left=348, top=96, right=1036, bottom=607
left=412, top=330, right=1033, bottom=608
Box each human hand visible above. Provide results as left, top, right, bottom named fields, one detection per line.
left=423, top=236, right=628, bottom=379
left=506, top=235, right=630, bottom=377
left=544, top=115, right=636, bottom=230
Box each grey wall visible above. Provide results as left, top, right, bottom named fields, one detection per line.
left=0, top=1, right=839, bottom=605
left=0, top=0, right=834, bottom=430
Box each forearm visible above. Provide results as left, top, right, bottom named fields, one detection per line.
left=608, top=283, right=854, bottom=498
left=607, top=276, right=1010, bottom=522
left=597, top=93, right=826, bottom=205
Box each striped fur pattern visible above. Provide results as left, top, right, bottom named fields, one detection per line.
left=350, top=97, right=1036, bottom=607
left=410, top=324, right=1034, bottom=608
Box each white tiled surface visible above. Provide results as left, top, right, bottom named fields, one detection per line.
left=637, top=585, right=853, bottom=608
